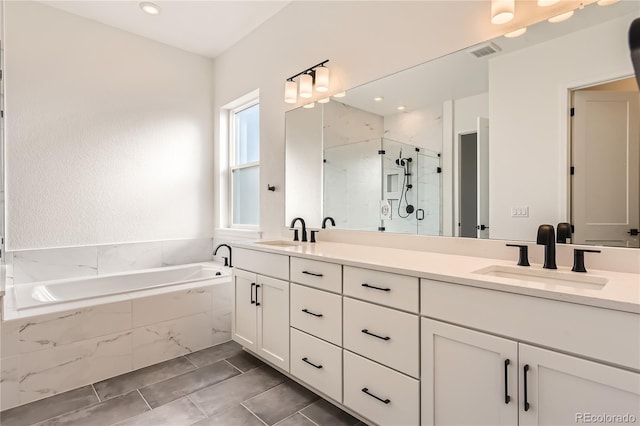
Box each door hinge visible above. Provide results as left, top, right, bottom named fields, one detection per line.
left=570, top=166, right=575, bottom=175
left=378, top=150, right=385, bottom=155
left=570, top=107, right=575, bottom=117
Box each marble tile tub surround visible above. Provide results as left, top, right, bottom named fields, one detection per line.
left=0, top=280, right=232, bottom=411
left=10, top=238, right=215, bottom=284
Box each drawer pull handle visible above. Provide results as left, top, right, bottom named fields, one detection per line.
left=361, top=283, right=391, bottom=292
left=362, top=387, right=390, bottom=404
left=250, top=283, right=256, bottom=305
left=302, top=271, right=324, bottom=277
left=523, top=364, right=530, bottom=412
left=302, top=308, right=323, bottom=318
left=302, top=357, right=323, bottom=369
left=362, top=329, right=391, bottom=341
left=504, top=359, right=511, bottom=404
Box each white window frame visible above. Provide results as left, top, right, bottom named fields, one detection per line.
left=222, top=91, right=260, bottom=231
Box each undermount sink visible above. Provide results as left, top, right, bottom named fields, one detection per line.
left=472, top=265, right=608, bottom=290
left=255, top=240, right=300, bottom=247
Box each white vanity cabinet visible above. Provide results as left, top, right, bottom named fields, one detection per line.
left=232, top=248, right=290, bottom=372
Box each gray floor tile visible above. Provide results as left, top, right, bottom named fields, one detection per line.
left=193, top=404, right=265, bottom=426
left=274, top=413, right=315, bottom=426
left=140, top=360, right=240, bottom=408
left=189, top=365, right=287, bottom=417
left=300, top=399, right=360, bottom=426
left=113, top=397, right=206, bottom=426
left=185, top=340, right=243, bottom=367
left=225, top=351, right=265, bottom=372
left=32, top=390, right=148, bottom=426
left=94, top=356, right=196, bottom=400
left=0, top=385, right=98, bottom=426
left=243, top=381, right=319, bottom=426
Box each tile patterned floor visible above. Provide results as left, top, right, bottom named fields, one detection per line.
left=0, top=341, right=365, bottom=426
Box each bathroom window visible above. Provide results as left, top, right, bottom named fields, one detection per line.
left=229, top=99, right=260, bottom=227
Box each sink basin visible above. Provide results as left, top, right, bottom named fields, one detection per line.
left=255, top=240, right=300, bottom=247
left=472, top=265, right=608, bottom=290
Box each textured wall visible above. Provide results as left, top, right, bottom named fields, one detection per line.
left=4, top=2, right=215, bottom=250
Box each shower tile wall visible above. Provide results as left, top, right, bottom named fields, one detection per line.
left=10, top=238, right=214, bottom=285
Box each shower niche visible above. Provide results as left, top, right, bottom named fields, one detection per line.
left=323, top=137, right=441, bottom=235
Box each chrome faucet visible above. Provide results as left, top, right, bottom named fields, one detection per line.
left=322, top=216, right=336, bottom=229
left=536, top=224, right=557, bottom=269
left=290, top=217, right=307, bottom=242
left=213, top=244, right=232, bottom=267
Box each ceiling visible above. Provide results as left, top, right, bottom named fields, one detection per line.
left=40, top=0, right=291, bottom=58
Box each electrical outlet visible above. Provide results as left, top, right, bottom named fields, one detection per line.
left=511, top=206, right=529, bottom=217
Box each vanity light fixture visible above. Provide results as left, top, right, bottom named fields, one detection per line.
left=139, top=2, right=161, bottom=15
left=504, top=27, right=527, bottom=38
left=318, top=97, right=331, bottom=104
left=537, top=0, right=559, bottom=6
left=548, top=10, right=574, bottom=23
left=491, top=0, right=514, bottom=24
left=283, top=60, right=330, bottom=104
left=597, top=0, right=619, bottom=5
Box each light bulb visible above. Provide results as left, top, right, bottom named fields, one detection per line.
left=299, top=74, right=313, bottom=99
left=315, top=67, right=330, bottom=92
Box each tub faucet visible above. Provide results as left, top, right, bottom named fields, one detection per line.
left=322, top=216, right=336, bottom=229
left=536, top=224, right=557, bottom=269
left=213, top=244, right=232, bottom=267
left=290, top=217, right=307, bottom=242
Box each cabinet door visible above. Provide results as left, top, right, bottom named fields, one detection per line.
left=421, top=318, right=518, bottom=426
left=232, top=269, right=258, bottom=351
left=256, top=275, right=290, bottom=372
left=519, top=343, right=640, bottom=426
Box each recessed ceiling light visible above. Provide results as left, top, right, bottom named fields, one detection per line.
left=504, top=27, right=527, bottom=38
left=374, top=96, right=384, bottom=102
left=397, top=105, right=406, bottom=111
left=140, top=2, right=161, bottom=16
left=332, top=91, right=346, bottom=98
left=548, top=10, right=574, bottom=23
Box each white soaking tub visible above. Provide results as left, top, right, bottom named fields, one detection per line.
left=13, top=263, right=230, bottom=310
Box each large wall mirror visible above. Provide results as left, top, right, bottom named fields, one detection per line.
left=286, top=2, right=640, bottom=248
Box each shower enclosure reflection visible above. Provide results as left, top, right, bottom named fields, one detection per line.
left=323, top=137, right=441, bottom=235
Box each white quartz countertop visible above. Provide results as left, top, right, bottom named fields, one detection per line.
left=231, top=241, right=640, bottom=314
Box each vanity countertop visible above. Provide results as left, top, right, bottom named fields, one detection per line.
left=231, top=240, right=640, bottom=314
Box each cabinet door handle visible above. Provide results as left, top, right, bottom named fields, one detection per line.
left=302, top=271, right=323, bottom=277
left=523, top=364, right=530, bottom=411
left=361, top=283, right=391, bottom=292
left=361, top=387, right=390, bottom=404
left=302, top=357, right=323, bottom=369
left=361, top=329, right=391, bottom=341
left=255, top=284, right=261, bottom=306
left=301, top=308, right=323, bottom=317
left=504, top=359, right=511, bottom=404
left=250, top=283, right=256, bottom=304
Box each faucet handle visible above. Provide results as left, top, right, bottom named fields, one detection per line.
left=310, top=230, right=318, bottom=243
left=572, top=249, right=601, bottom=273
left=222, top=256, right=229, bottom=267
left=291, top=229, right=299, bottom=242
left=506, top=244, right=530, bottom=267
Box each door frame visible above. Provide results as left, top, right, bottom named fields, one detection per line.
left=454, top=130, right=478, bottom=237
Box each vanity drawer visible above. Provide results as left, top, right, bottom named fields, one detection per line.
left=343, top=297, right=419, bottom=378
left=343, top=266, right=419, bottom=313
left=234, top=248, right=289, bottom=281
left=290, top=257, right=342, bottom=293
left=343, top=350, right=419, bottom=426
left=290, top=328, right=342, bottom=403
left=290, top=284, right=342, bottom=345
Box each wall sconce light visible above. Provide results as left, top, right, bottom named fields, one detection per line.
left=283, top=60, right=330, bottom=104
left=491, top=0, right=514, bottom=24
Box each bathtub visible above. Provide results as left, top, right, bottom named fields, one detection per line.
left=12, top=263, right=231, bottom=310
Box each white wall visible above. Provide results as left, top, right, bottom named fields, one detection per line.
left=4, top=2, right=215, bottom=250
left=489, top=12, right=636, bottom=241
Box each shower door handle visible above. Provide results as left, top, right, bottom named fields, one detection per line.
left=416, top=209, right=425, bottom=220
